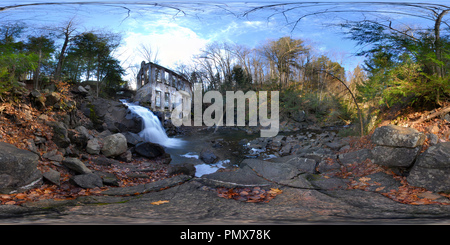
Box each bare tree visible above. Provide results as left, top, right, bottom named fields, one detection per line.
left=136, top=43, right=159, bottom=64
left=195, top=42, right=236, bottom=91
left=48, top=17, right=80, bottom=80
left=259, top=37, right=309, bottom=89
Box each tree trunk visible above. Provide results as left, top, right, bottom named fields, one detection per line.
left=55, top=34, right=69, bottom=80
left=86, top=58, right=92, bottom=81
left=433, top=9, right=449, bottom=79
left=319, top=69, right=364, bottom=136
left=33, top=49, right=42, bottom=90
left=412, top=106, right=450, bottom=125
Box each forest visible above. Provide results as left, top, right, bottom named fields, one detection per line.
left=0, top=19, right=126, bottom=99
left=183, top=18, right=450, bottom=135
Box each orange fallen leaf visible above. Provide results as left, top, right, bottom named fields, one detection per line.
left=150, top=200, right=170, bottom=205
left=246, top=198, right=260, bottom=203
left=15, top=193, right=27, bottom=199
left=0, top=194, right=11, bottom=199
left=359, top=177, right=371, bottom=182
left=268, top=188, right=283, bottom=195
left=410, top=199, right=428, bottom=205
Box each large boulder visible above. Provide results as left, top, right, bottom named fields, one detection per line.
left=45, top=92, right=61, bottom=107
left=42, top=169, right=61, bottom=186
left=81, top=98, right=141, bottom=133
left=101, top=133, right=128, bottom=157
left=407, top=142, right=450, bottom=192
left=29, top=89, right=46, bottom=109
left=62, top=157, right=92, bottom=174
left=0, top=142, right=42, bottom=194
left=46, top=121, right=71, bottom=148
left=371, top=146, right=420, bottom=168
left=168, top=163, right=196, bottom=177
left=68, top=125, right=92, bottom=149
left=269, top=155, right=317, bottom=174
left=200, top=148, right=218, bottom=164
left=123, top=132, right=144, bottom=146
left=134, top=142, right=165, bottom=158
left=77, top=85, right=89, bottom=95
left=243, top=158, right=314, bottom=189
left=86, top=138, right=101, bottom=155
left=70, top=173, right=103, bottom=189
left=370, top=125, right=425, bottom=168
left=371, top=124, right=425, bottom=148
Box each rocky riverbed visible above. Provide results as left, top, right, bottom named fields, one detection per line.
left=2, top=122, right=450, bottom=224
left=2, top=86, right=450, bottom=224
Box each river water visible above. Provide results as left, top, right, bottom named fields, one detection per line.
left=122, top=101, right=184, bottom=148
left=122, top=100, right=258, bottom=177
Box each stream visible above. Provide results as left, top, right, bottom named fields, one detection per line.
left=122, top=100, right=259, bottom=177
left=165, top=128, right=261, bottom=176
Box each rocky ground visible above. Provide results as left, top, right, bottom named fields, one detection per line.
left=2, top=123, right=450, bottom=224
left=1, top=83, right=450, bottom=224
left=3, top=165, right=450, bottom=224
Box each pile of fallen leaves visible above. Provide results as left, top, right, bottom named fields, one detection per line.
left=215, top=187, right=283, bottom=203
left=380, top=176, right=438, bottom=205
left=337, top=159, right=385, bottom=179
left=377, top=101, right=450, bottom=143
left=0, top=185, right=105, bottom=205
left=0, top=102, right=54, bottom=151
left=335, top=159, right=450, bottom=205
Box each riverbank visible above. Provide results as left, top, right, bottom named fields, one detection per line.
left=1, top=85, right=450, bottom=224
left=2, top=124, right=450, bottom=224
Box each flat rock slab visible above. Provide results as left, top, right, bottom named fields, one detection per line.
left=199, top=166, right=272, bottom=188
left=243, top=158, right=302, bottom=182
left=199, top=158, right=320, bottom=189
left=267, top=155, right=317, bottom=173
left=9, top=179, right=450, bottom=224
left=243, top=158, right=316, bottom=189
left=101, top=174, right=192, bottom=196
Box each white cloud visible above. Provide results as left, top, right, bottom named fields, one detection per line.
left=116, top=19, right=209, bottom=83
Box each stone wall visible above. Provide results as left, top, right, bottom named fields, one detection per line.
left=134, top=61, right=192, bottom=116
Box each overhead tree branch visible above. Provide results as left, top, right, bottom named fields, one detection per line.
left=315, top=68, right=364, bottom=136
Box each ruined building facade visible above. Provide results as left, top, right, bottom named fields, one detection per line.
left=134, top=61, right=192, bottom=115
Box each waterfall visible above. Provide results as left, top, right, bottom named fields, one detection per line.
left=121, top=100, right=184, bottom=148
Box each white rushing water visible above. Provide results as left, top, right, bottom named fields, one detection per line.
left=180, top=152, right=199, bottom=159
left=121, top=100, right=234, bottom=177
left=122, top=100, right=184, bottom=148
left=179, top=152, right=231, bottom=177
left=193, top=160, right=231, bottom=177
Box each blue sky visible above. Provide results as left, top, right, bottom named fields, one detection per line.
left=1, top=1, right=449, bottom=82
